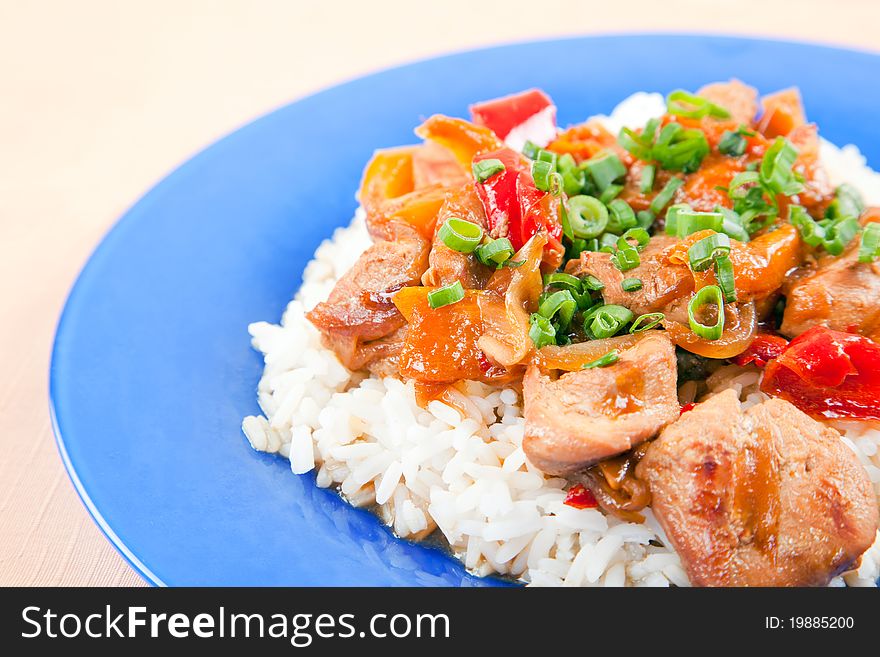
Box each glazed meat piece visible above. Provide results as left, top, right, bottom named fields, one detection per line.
left=523, top=332, right=679, bottom=475
left=360, top=326, right=407, bottom=376
left=696, top=79, right=758, bottom=125
left=782, top=253, right=880, bottom=341
left=638, top=389, right=879, bottom=587
left=422, top=184, right=493, bottom=289
left=565, top=236, right=692, bottom=315
left=306, top=223, right=429, bottom=370
left=425, top=241, right=493, bottom=289
left=782, top=210, right=880, bottom=341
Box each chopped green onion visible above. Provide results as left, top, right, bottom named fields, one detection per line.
left=566, top=238, right=587, bottom=259
left=670, top=210, right=723, bottom=238
left=543, top=272, right=582, bottom=292
left=617, top=118, right=659, bottom=161
left=653, top=124, right=710, bottom=173
left=548, top=171, right=564, bottom=197
left=531, top=160, right=555, bottom=192
left=538, top=289, right=577, bottom=331
left=718, top=130, right=748, bottom=157
left=582, top=350, right=620, bottom=369
left=716, top=207, right=750, bottom=242
left=618, top=128, right=651, bottom=161
left=611, top=246, right=640, bottom=271
left=472, top=158, right=505, bottom=183
left=560, top=167, right=585, bottom=196
left=621, top=277, right=643, bottom=292
left=475, top=238, right=515, bottom=267
left=556, top=153, right=584, bottom=195
left=714, top=254, right=737, bottom=303
left=663, top=203, right=690, bottom=236
left=566, top=238, right=590, bottom=259
left=598, top=232, right=619, bottom=253
left=438, top=217, right=483, bottom=253
left=790, top=205, right=860, bottom=256
left=582, top=274, right=605, bottom=291
left=576, top=295, right=599, bottom=312
left=522, top=141, right=540, bottom=159
left=728, top=171, right=778, bottom=232
left=584, top=305, right=634, bottom=339
left=560, top=203, right=574, bottom=241
left=688, top=285, right=725, bottom=340
left=618, top=227, right=650, bottom=251
left=606, top=198, right=637, bottom=234
left=639, top=165, right=656, bottom=194
left=536, top=149, right=558, bottom=167
left=428, top=280, right=465, bottom=309
left=629, top=312, right=665, bottom=333
left=599, top=184, right=624, bottom=204
left=567, top=195, right=609, bottom=239
left=636, top=210, right=654, bottom=230
left=728, top=170, right=761, bottom=198
left=529, top=313, right=556, bottom=348
left=823, top=216, right=861, bottom=256
left=789, top=205, right=826, bottom=247
left=826, top=183, right=866, bottom=221
left=858, top=223, right=880, bottom=263
left=583, top=151, right=626, bottom=192
left=650, top=176, right=685, bottom=215
left=687, top=233, right=731, bottom=272
left=557, top=152, right=577, bottom=170
left=761, top=137, right=804, bottom=196
left=666, top=89, right=731, bottom=120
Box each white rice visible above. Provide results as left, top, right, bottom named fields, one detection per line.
left=243, top=93, right=880, bottom=587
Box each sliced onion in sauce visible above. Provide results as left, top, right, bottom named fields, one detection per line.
left=663, top=299, right=757, bottom=359
left=532, top=332, right=649, bottom=372
left=478, top=233, right=546, bottom=368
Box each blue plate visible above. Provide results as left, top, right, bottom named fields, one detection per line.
left=50, top=35, right=880, bottom=586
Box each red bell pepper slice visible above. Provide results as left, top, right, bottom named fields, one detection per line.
left=731, top=332, right=789, bottom=368
left=470, top=89, right=555, bottom=140
left=563, top=483, right=598, bottom=509
left=761, top=326, right=880, bottom=419
left=472, top=148, right=563, bottom=260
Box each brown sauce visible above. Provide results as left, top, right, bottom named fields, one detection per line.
left=596, top=368, right=645, bottom=418
left=361, top=282, right=407, bottom=311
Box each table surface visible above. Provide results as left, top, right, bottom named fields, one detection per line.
left=2, top=0, right=878, bottom=587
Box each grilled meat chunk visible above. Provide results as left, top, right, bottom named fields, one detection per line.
left=523, top=333, right=679, bottom=475
left=307, top=223, right=429, bottom=370
left=638, top=389, right=879, bottom=587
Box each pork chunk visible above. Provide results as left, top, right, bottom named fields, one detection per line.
left=782, top=211, right=880, bottom=341
left=422, top=185, right=493, bottom=289
left=523, top=333, right=679, bottom=475
left=697, top=79, right=759, bottom=126
left=638, top=389, right=879, bottom=587
left=306, top=224, right=429, bottom=370
left=564, top=236, right=692, bottom=315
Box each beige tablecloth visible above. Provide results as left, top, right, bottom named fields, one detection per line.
left=1, top=0, right=878, bottom=586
